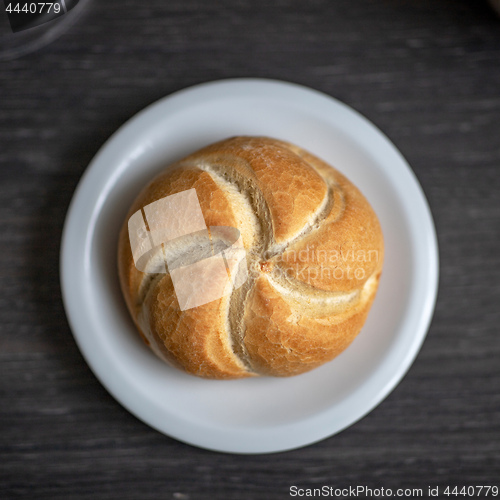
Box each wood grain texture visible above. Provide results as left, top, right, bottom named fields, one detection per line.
left=0, top=0, right=499, bottom=498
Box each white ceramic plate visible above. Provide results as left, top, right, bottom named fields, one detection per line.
left=61, top=79, right=439, bottom=454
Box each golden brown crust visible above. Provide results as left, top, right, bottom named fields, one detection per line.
left=276, top=168, right=383, bottom=293
left=146, top=274, right=251, bottom=379
left=243, top=273, right=380, bottom=377
left=118, top=136, right=384, bottom=379
left=179, top=137, right=328, bottom=245
left=118, top=165, right=251, bottom=378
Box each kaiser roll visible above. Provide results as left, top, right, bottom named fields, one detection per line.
left=118, top=136, right=384, bottom=379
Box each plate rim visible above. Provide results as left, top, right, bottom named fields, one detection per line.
left=60, top=78, right=439, bottom=454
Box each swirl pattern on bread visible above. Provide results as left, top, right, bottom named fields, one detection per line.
left=118, top=137, right=384, bottom=378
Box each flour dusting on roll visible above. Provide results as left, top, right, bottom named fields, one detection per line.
left=118, top=136, right=384, bottom=379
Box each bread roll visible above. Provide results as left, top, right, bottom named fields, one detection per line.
left=118, top=137, right=384, bottom=379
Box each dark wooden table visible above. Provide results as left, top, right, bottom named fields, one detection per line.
left=1, top=1, right=499, bottom=498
